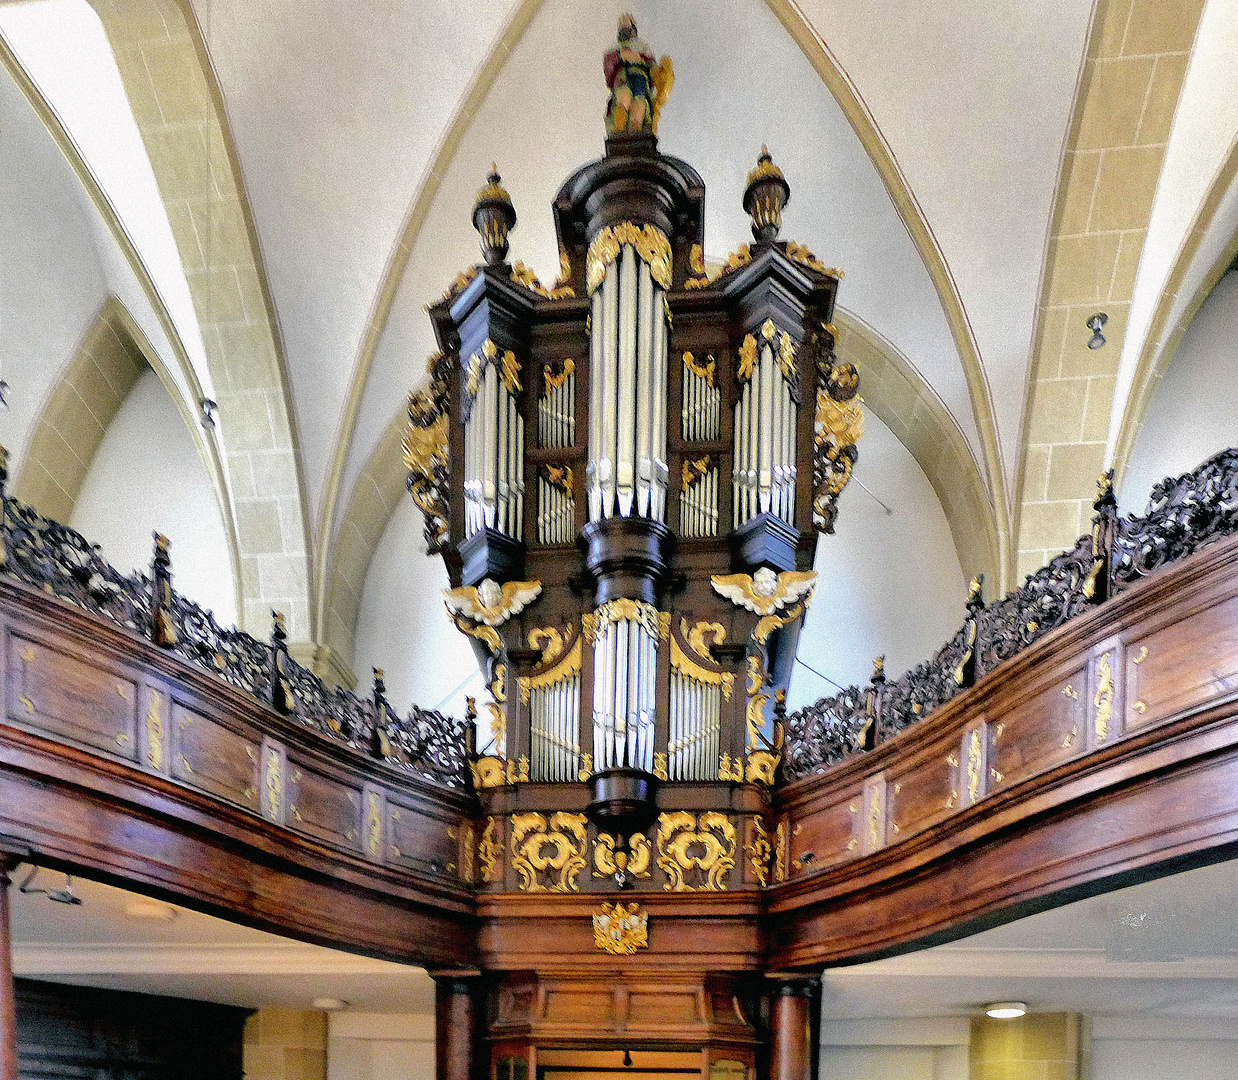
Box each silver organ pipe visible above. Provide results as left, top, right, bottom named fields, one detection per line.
left=681, top=353, right=720, bottom=442
left=733, top=326, right=797, bottom=528
left=668, top=632, right=728, bottom=781
left=537, top=466, right=575, bottom=545
left=681, top=457, right=719, bottom=539
left=589, top=601, right=659, bottom=772
left=463, top=343, right=524, bottom=538
left=524, top=636, right=583, bottom=782
left=538, top=359, right=575, bottom=449
left=585, top=226, right=671, bottom=524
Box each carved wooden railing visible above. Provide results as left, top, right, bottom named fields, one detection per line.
left=784, top=448, right=1238, bottom=782
left=0, top=450, right=472, bottom=789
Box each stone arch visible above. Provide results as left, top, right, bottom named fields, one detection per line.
left=16, top=295, right=243, bottom=613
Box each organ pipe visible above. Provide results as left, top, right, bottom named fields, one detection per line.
left=463, top=343, right=524, bottom=538
left=733, top=326, right=797, bottom=529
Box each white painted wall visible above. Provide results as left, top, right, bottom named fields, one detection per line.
left=1121, top=270, right=1238, bottom=514
left=1091, top=1017, right=1238, bottom=1080
left=71, top=369, right=237, bottom=626
left=328, top=1011, right=434, bottom=1080
left=788, top=409, right=967, bottom=709
left=819, top=1018, right=969, bottom=1080
left=352, top=497, right=484, bottom=718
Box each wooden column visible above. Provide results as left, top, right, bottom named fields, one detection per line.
left=0, top=857, right=15, bottom=1080
left=770, top=979, right=816, bottom=1080
left=435, top=976, right=480, bottom=1080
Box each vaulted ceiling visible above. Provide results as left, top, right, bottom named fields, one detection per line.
left=0, top=0, right=1234, bottom=695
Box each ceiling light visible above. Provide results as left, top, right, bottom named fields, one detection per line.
left=311, top=997, right=350, bottom=1012
left=985, top=1002, right=1027, bottom=1019
left=124, top=898, right=179, bottom=921
left=1086, top=312, right=1108, bottom=349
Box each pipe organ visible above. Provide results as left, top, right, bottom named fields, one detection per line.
left=399, top=16, right=865, bottom=1080
left=405, top=13, right=862, bottom=862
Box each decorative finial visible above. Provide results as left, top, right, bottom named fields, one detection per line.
left=472, top=166, right=516, bottom=266
left=271, top=610, right=287, bottom=643
left=1094, top=468, right=1116, bottom=509
left=605, top=16, right=674, bottom=137
left=744, top=146, right=790, bottom=242
left=966, top=575, right=985, bottom=611
left=871, top=655, right=886, bottom=683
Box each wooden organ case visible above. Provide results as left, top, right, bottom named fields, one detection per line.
left=405, top=19, right=862, bottom=1080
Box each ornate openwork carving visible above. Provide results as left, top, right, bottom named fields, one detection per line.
left=592, top=902, right=648, bottom=954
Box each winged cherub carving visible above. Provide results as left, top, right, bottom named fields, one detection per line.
left=710, top=568, right=817, bottom=616
left=443, top=578, right=542, bottom=627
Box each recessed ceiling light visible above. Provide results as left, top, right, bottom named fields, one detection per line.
left=985, top=1002, right=1027, bottom=1019
left=312, top=997, right=350, bottom=1012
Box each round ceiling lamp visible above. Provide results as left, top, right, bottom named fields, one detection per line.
left=984, top=1002, right=1027, bottom=1019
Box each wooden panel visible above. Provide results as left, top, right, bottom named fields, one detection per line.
left=387, top=793, right=459, bottom=876
left=543, top=989, right=614, bottom=1026
left=786, top=790, right=859, bottom=874
left=1127, top=593, right=1238, bottom=729
left=887, top=750, right=957, bottom=841
left=7, top=634, right=137, bottom=760
left=628, top=991, right=701, bottom=1025
left=286, top=756, right=362, bottom=850
left=989, top=668, right=1086, bottom=790
left=171, top=702, right=259, bottom=811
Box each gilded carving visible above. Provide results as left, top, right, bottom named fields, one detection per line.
left=745, top=654, right=771, bottom=751
left=737, top=334, right=758, bottom=382
left=746, top=816, right=772, bottom=887
left=784, top=241, right=842, bottom=278
left=511, top=812, right=589, bottom=892
left=457, top=823, right=475, bottom=884
left=719, top=243, right=752, bottom=277
left=712, top=568, right=816, bottom=617
left=593, top=832, right=652, bottom=879
left=586, top=598, right=662, bottom=642
left=1094, top=651, right=1114, bottom=743
left=578, top=752, right=593, bottom=781
left=868, top=786, right=883, bottom=850
left=745, top=748, right=780, bottom=785
left=472, top=755, right=507, bottom=789
left=670, top=622, right=734, bottom=700
left=653, top=751, right=669, bottom=780
left=263, top=746, right=282, bottom=821
left=510, top=260, right=575, bottom=300
left=656, top=811, right=736, bottom=891
left=593, top=902, right=648, bottom=955
left=754, top=601, right=807, bottom=648
left=682, top=350, right=716, bottom=386
left=682, top=455, right=712, bottom=488
left=719, top=753, right=744, bottom=783
left=543, top=357, right=575, bottom=390
left=518, top=634, right=582, bottom=704
left=479, top=816, right=503, bottom=882
left=443, top=578, right=542, bottom=628
left=505, top=754, right=529, bottom=784
left=773, top=819, right=789, bottom=882
left=586, top=221, right=672, bottom=293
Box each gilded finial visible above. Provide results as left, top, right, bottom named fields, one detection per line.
left=1094, top=468, right=1116, bottom=510
left=472, top=166, right=516, bottom=266
left=744, top=146, right=790, bottom=242
left=871, top=655, right=886, bottom=683
left=966, top=575, right=985, bottom=611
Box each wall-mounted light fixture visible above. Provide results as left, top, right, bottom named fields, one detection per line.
left=200, top=397, right=218, bottom=429
left=1086, top=312, right=1108, bottom=350
left=984, top=1002, right=1027, bottom=1019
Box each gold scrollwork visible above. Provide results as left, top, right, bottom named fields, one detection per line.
left=815, top=388, right=864, bottom=453
left=578, top=753, right=593, bottom=781
left=1094, top=651, right=1114, bottom=743
left=719, top=243, right=752, bottom=277
left=683, top=351, right=716, bottom=386
left=670, top=623, right=734, bottom=701
left=593, top=902, right=648, bottom=955
left=543, top=357, right=575, bottom=390
left=784, top=241, right=842, bottom=278
left=472, top=755, right=507, bottom=789
left=754, top=601, right=807, bottom=647
left=264, top=747, right=282, bottom=820
left=518, top=634, right=582, bottom=704
left=587, top=598, right=662, bottom=642
left=773, top=819, right=789, bottom=882
left=745, top=655, right=771, bottom=752
left=586, top=222, right=672, bottom=293
left=593, top=833, right=652, bottom=879
left=737, top=334, right=758, bottom=382
left=653, top=751, right=669, bottom=780
left=505, top=755, right=529, bottom=784
left=478, top=817, right=503, bottom=882
left=868, top=786, right=883, bottom=850
left=746, top=816, right=772, bottom=888
left=745, top=749, right=780, bottom=785
left=457, top=823, right=475, bottom=884
left=510, top=261, right=575, bottom=300
left=656, top=811, right=736, bottom=892
left=682, top=455, right=712, bottom=488
left=510, top=812, right=589, bottom=893
left=719, top=753, right=744, bottom=782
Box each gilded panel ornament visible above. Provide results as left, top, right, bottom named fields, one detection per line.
left=263, top=745, right=282, bottom=821
left=745, top=748, right=780, bottom=785
left=754, top=601, right=808, bottom=648
left=682, top=455, right=712, bottom=488
left=578, top=753, right=593, bottom=781
left=712, top=568, right=816, bottom=617
left=868, top=785, right=883, bottom=850
left=746, top=816, right=772, bottom=887
left=670, top=631, right=734, bottom=701
left=719, top=753, right=744, bottom=783
left=366, top=791, right=383, bottom=859
left=685, top=245, right=710, bottom=289
left=586, top=221, right=672, bottom=293
left=145, top=693, right=165, bottom=771
left=737, top=334, right=758, bottom=382
left=505, top=755, right=530, bottom=784
left=653, top=752, right=669, bottom=780
left=966, top=729, right=983, bottom=804
left=404, top=355, right=452, bottom=550
left=1094, top=651, right=1114, bottom=743
left=443, top=578, right=542, bottom=628
left=479, top=816, right=503, bottom=882
left=511, top=812, right=589, bottom=892
left=593, top=832, right=652, bottom=879
left=773, top=819, right=789, bottom=882
left=511, top=260, right=576, bottom=300
left=656, top=811, right=736, bottom=891
left=593, top=902, right=648, bottom=955
left=744, top=654, right=771, bottom=752
left=454, top=823, right=475, bottom=884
